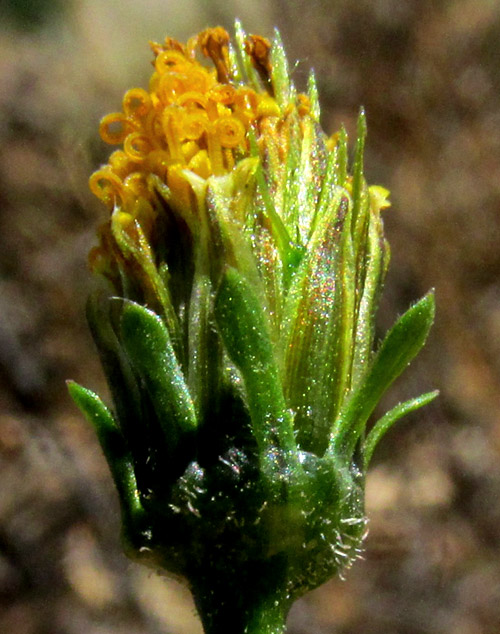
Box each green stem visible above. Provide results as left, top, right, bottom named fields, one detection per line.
left=191, top=569, right=290, bottom=634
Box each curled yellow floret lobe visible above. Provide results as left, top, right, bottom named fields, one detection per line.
left=89, top=28, right=285, bottom=217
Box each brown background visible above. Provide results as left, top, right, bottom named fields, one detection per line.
left=1, top=1, right=500, bottom=632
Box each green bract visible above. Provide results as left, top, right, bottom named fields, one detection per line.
left=70, top=23, right=436, bottom=634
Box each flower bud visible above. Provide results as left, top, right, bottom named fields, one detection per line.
left=69, top=23, right=436, bottom=634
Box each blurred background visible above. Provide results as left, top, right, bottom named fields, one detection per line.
left=1, top=0, right=500, bottom=632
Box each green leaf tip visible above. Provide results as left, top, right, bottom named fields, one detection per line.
left=330, top=291, right=436, bottom=459
left=270, top=27, right=292, bottom=107
left=67, top=380, right=119, bottom=438
left=363, top=389, right=439, bottom=467
left=373, top=290, right=435, bottom=378
left=67, top=380, right=143, bottom=522
left=307, top=70, right=320, bottom=121
left=120, top=301, right=198, bottom=437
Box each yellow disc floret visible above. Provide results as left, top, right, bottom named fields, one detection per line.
left=89, top=29, right=288, bottom=213
left=88, top=27, right=315, bottom=282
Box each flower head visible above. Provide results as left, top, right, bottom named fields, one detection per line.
left=87, top=27, right=292, bottom=287
left=70, top=23, right=436, bottom=634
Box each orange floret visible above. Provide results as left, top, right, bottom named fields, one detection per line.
left=89, top=28, right=288, bottom=212
left=89, top=27, right=313, bottom=279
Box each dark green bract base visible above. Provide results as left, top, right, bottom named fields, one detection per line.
left=126, top=434, right=365, bottom=634
left=136, top=447, right=364, bottom=624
